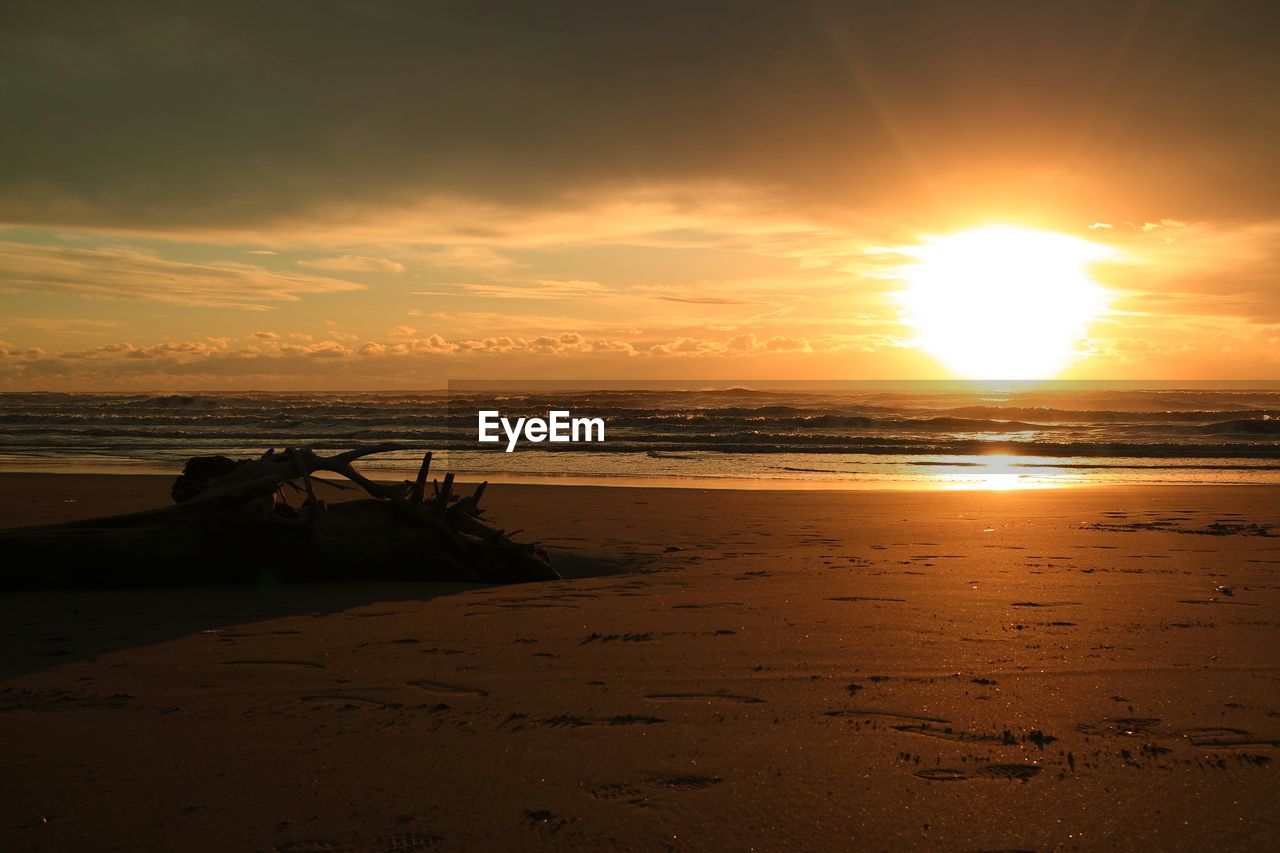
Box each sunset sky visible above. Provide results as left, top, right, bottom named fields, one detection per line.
left=2, top=1, right=1278, bottom=389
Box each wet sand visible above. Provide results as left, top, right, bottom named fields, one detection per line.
left=1, top=474, right=1277, bottom=851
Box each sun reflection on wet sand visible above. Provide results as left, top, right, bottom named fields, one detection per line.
left=939, top=454, right=1062, bottom=490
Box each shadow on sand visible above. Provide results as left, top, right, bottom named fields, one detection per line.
left=0, top=548, right=640, bottom=680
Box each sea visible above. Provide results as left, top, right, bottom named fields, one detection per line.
left=1, top=383, right=1278, bottom=489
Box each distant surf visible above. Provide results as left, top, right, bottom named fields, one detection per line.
left=1, top=387, right=1277, bottom=486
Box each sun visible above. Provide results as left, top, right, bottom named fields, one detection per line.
left=898, top=226, right=1113, bottom=379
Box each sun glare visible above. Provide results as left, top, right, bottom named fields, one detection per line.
left=899, top=226, right=1113, bottom=379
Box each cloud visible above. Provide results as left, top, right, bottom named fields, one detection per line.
left=0, top=241, right=365, bottom=309
left=452, top=279, right=608, bottom=301
left=282, top=340, right=349, bottom=358
left=9, top=317, right=117, bottom=334
left=7, top=315, right=1276, bottom=390
left=355, top=332, right=634, bottom=357
left=297, top=254, right=405, bottom=273
left=59, top=340, right=223, bottom=360
left=651, top=294, right=759, bottom=305
left=515, top=333, right=636, bottom=355
left=358, top=335, right=454, bottom=356
left=411, top=246, right=515, bottom=271
left=0, top=340, right=45, bottom=360
left=1098, top=219, right=1280, bottom=323
left=44, top=333, right=363, bottom=368
left=410, top=335, right=458, bottom=354
left=727, top=334, right=812, bottom=353
left=648, top=334, right=813, bottom=356
left=5, top=2, right=1276, bottom=236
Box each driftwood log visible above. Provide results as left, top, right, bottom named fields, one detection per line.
left=0, top=446, right=558, bottom=589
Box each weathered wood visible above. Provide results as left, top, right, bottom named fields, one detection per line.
left=0, top=446, right=557, bottom=589
left=293, top=446, right=321, bottom=520
left=435, top=472, right=455, bottom=510
left=411, top=452, right=433, bottom=503
left=182, top=445, right=411, bottom=507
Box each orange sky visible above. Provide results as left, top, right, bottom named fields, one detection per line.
left=1, top=1, right=1278, bottom=389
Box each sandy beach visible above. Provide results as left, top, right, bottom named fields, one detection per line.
left=0, top=474, right=1276, bottom=851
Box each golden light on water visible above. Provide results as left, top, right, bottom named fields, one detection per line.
left=899, top=227, right=1113, bottom=379
left=939, top=454, right=1064, bottom=491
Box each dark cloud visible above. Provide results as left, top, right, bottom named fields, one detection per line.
left=1, top=0, right=1278, bottom=231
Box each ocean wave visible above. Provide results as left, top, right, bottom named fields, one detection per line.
left=1, top=391, right=1277, bottom=470
left=1197, top=417, right=1280, bottom=434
